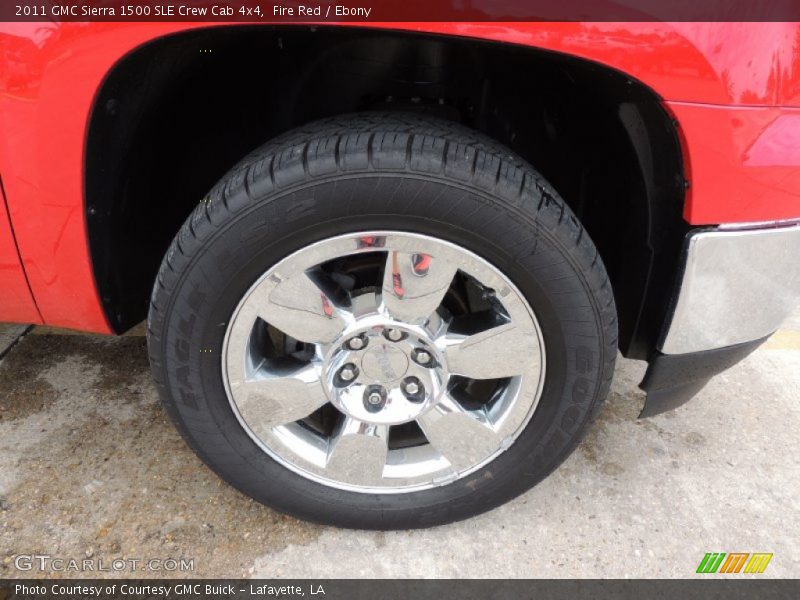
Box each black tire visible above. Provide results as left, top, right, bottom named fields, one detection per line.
left=147, top=112, right=617, bottom=529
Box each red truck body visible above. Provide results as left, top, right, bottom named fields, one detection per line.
left=1, top=21, right=799, bottom=332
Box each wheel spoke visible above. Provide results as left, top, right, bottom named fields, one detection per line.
left=325, top=416, right=389, bottom=486
left=443, top=322, right=539, bottom=379
left=417, top=394, right=502, bottom=471
left=235, top=364, right=328, bottom=432
left=381, top=250, right=457, bottom=323
left=257, top=272, right=347, bottom=344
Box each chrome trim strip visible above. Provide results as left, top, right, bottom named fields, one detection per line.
left=660, top=223, right=800, bottom=355
left=717, top=217, right=800, bottom=231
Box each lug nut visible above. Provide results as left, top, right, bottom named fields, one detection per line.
left=404, top=381, right=419, bottom=395
left=363, top=385, right=387, bottom=412
left=347, top=335, right=366, bottom=350
left=412, top=349, right=432, bottom=366
left=401, top=377, right=424, bottom=402
left=337, top=364, right=358, bottom=385
left=384, top=328, right=404, bottom=342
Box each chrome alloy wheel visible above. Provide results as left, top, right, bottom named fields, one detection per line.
left=222, top=232, right=545, bottom=493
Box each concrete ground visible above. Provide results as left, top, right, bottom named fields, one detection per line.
left=0, top=311, right=798, bottom=579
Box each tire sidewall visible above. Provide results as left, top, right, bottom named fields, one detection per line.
left=156, top=173, right=610, bottom=529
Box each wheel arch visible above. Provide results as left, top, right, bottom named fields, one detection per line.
left=84, top=25, right=687, bottom=360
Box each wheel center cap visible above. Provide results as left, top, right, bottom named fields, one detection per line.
left=360, top=344, right=409, bottom=383
left=321, top=320, right=448, bottom=426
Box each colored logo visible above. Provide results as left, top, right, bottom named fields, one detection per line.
left=696, top=552, right=773, bottom=574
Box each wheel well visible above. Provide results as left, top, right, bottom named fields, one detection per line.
left=85, top=26, right=687, bottom=359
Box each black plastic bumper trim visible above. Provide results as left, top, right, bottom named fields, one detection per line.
left=638, top=334, right=771, bottom=418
